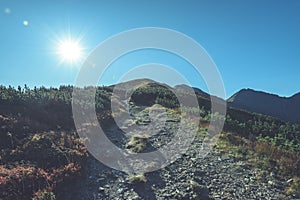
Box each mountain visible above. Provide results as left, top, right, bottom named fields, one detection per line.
left=227, top=88, right=300, bottom=124
left=1, top=82, right=300, bottom=199
left=174, top=84, right=210, bottom=98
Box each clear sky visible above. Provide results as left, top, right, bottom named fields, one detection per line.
left=0, top=0, right=299, bottom=98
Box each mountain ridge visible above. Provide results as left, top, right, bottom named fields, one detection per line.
left=228, top=88, right=300, bottom=100
left=227, top=88, right=300, bottom=124
left=111, top=78, right=300, bottom=125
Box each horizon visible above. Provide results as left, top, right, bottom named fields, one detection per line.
left=1, top=0, right=300, bottom=98
left=1, top=79, right=299, bottom=100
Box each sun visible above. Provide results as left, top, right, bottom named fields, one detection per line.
left=57, top=38, right=83, bottom=64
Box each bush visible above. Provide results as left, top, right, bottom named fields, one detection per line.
left=0, top=165, right=49, bottom=199
left=33, top=189, right=56, bottom=200
left=0, top=131, right=87, bottom=199
left=126, top=134, right=149, bottom=153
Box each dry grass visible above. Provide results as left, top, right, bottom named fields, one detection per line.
left=286, top=177, right=300, bottom=196
left=253, top=141, right=300, bottom=177
left=127, top=174, right=147, bottom=184
left=217, top=132, right=300, bottom=195
left=126, top=134, right=149, bottom=153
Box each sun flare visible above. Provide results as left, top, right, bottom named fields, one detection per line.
left=57, top=38, right=83, bottom=64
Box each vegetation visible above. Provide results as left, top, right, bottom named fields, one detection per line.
left=0, top=85, right=93, bottom=199
left=126, top=134, right=149, bottom=153
left=0, top=82, right=300, bottom=197
left=127, top=173, right=147, bottom=184
left=0, top=130, right=87, bottom=199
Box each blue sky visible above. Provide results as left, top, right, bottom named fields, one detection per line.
left=0, top=0, right=299, bottom=98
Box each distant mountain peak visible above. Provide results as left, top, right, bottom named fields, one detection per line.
left=228, top=88, right=300, bottom=124
left=291, top=92, right=300, bottom=99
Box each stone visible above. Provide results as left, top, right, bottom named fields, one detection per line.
left=286, top=178, right=293, bottom=184
left=98, top=187, right=105, bottom=192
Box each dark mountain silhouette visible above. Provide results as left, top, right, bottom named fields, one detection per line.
left=227, top=88, right=300, bottom=124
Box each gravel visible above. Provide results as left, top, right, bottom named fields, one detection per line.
left=59, top=105, right=298, bottom=200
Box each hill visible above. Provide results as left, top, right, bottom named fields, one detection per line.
left=228, top=88, right=300, bottom=124
left=0, top=81, right=300, bottom=199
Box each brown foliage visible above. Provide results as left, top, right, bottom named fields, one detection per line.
left=253, top=141, right=300, bottom=176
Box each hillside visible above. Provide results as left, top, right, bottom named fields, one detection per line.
left=228, top=88, right=300, bottom=124
left=0, top=82, right=300, bottom=199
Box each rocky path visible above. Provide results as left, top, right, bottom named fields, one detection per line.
left=59, top=105, right=298, bottom=199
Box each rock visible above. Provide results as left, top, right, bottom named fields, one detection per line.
left=268, top=180, right=275, bottom=186
left=270, top=172, right=275, bottom=178
left=98, top=187, right=105, bottom=192
left=58, top=104, right=295, bottom=200
left=287, top=178, right=293, bottom=184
